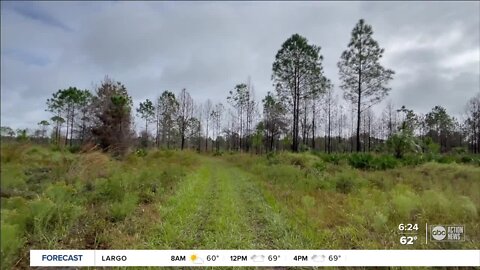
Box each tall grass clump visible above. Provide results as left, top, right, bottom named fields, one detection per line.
left=0, top=143, right=30, bottom=163
left=93, top=177, right=125, bottom=203
left=28, top=184, right=84, bottom=247
left=264, top=163, right=302, bottom=185
left=1, top=223, right=25, bottom=268
left=1, top=164, right=27, bottom=196
left=390, top=185, right=420, bottom=220
left=109, top=193, right=139, bottom=222
left=334, top=171, right=364, bottom=194
left=69, top=152, right=111, bottom=182
left=455, top=196, right=478, bottom=220
left=420, top=190, right=450, bottom=219
left=278, top=152, right=320, bottom=169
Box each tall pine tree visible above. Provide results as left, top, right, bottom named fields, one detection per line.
left=338, top=19, right=394, bottom=152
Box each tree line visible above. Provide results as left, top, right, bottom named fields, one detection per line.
left=2, top=19, right=479, bottom=156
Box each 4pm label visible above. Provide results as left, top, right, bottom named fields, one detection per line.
left=430, top=225, right=465, bottom=242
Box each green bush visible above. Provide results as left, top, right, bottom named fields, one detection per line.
left=436, top=155, right=455, bottom=164
left=422, top=137, right=440, bottom=154
left=94, top=177, right=125, bottom=203
left=1, top=223, right=25, bottom=269
left=372, top=155, right=398, bottom=170
left=0, top=143, right=29, bottom=163
left=135, top=148, right=148, bottom=157
left=45, top=183, right=77, bottom=203
left=213, top=151, right=223, bottom=156
left=401, top=154, right=426, bottom=166
left=348, top=153, right=374, bottom=170
left=456, top=196, right=478, bottom=219
left=68, top=145, right=82, bottom=153
left=109, top=194, right=138, bottom=222
left=312, top=160, right=326, bottom=172
left=313, top=152, right=344, bottom=165
left=459, top=155, right=473, bottom=163
left=421, top=190, right=450, bottom=218
left=0, top=164, right=27, bottom=195
left=2, top=200, right=33, bottom=234
left=386, top=132, right=418, bottom=158
left=136, top=170, right=162, bottom=203
left=282, top=153, right=310, bottom=168
left=29, top=198, right=83, bottom=243
left=372, top=212, right=388, bottom=231
left=335, top=173, right=359, bottom=194
left=391, top=188, right=419, bottom=219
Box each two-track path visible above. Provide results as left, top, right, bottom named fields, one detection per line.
left=146, top=157, right=311, bottom=250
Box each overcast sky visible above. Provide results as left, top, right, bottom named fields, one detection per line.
left=1, top=1, right=479, bottom=130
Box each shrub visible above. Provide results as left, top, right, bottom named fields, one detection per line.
left=372, top=212, right=388, bottom=231
left=284, top=153, right=309, bottom=168
left=386, top=132, right=418, bottom=158
left=135, top=148, right=148, bottom=157
left=136, top=170, right=162, bottom=203
left=391, top=188, right=419, bottom=219
left=436, top=155, right=455, bottom=164
left=29, top=198, right=84, bottom=244
left=421, top=190, right=450, bottom=218
left=422, top=137, right=440, bottom=154
left=348, top=153, right=374, bottom=170
left=299, top=144, right=310, bottom=152
left=125, top=153, right=140, bottom=166
left=109, top=194, right=138, bottom=222
left=1, top=223, right=25, bottom=269
left=1, top=164, right=27, bottom=195
left=312, top=152, right=344, bottom=165
left=312, top=160, right=326, bottom=172
left=335, top=173, right=359, bottom=194
left=372, top=155, right=398, bottom=170
left=279, top=152, right=320, bottom=169
left=266, top=152, right=280, bottom=165
left=213, top=151, right=223, bottom=156
left=401, top=154, right=426, bottom=166
left=459, top=155, right=473, bottom=164
left=94, top=177, right=125, bottom=203
left=68, top=145, right=82, bottom=153
left=324, top=154, right=343, bottom=165
left=1, top=143, right=30, bottom=163
left=456, top=196, right=478, bottom=219
left=47, top=182, right=74, bottom=199
left=70, top=152, right=111, bottom=181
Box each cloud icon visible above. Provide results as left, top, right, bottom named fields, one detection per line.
left=312, top=255, right=325, bottom=262
left=251, top=255, right=265, bottom=262
left=190, top=254, right=204, bottom=264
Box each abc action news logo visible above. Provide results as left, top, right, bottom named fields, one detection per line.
left=430, top=225, right=465, bottom=242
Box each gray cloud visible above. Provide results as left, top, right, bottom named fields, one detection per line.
left=1, top=1, right=479, bottom=131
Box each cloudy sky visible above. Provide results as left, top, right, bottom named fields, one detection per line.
left=1, top=1, right=479, bottom=130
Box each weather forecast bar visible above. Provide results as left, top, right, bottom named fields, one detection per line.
left=30, top=250, right=480, bottom=267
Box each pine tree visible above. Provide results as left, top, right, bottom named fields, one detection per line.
left=338, top=19, right=394, bottom=152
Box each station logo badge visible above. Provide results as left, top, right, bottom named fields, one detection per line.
left=430, top=225, right=465, bottom=242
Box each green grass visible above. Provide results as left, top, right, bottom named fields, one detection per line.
left=1, top=143, right=479, bottom=269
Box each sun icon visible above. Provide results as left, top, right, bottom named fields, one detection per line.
left=190, top=254, right=204, bottom=264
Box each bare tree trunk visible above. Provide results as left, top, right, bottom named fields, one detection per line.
left=70, top=107, right=75, bottom=147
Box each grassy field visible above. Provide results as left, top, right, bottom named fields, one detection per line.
left=1, top=143, right=479, bottom=269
